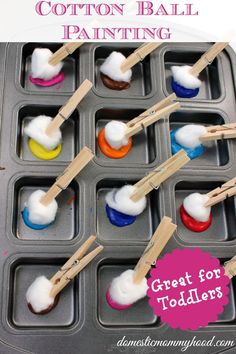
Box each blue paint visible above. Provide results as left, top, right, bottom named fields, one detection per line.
left=105, top=204, right=136, bottom=227
left=171, top=79, right=199, bottom=98
left=22, top=207, right=51, bottom=230
left=170, top=129, right=205, bottom=160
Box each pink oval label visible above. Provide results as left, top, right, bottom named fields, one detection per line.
left=147, top=248, right=230, bottom=330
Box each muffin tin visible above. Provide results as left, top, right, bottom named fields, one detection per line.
left=0, top=42, right=235, bottom=353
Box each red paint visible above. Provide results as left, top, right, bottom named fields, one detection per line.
left=180, top=205, right=212, bottom=233
left=66, top=195, right=75, bottom=206
left=98, top=127, right=132, bottom=159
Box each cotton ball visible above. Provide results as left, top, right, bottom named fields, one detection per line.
left=106, top=185, right=147, bottom=216
left=24, top=115, right=62, bottom=151
left=175, top=124, right=207, bottom=149
left=104, top=121, right=129, bottom=149
left=100, top=52, right=132, bottom=83
left=183, top=192, right=211, bottom=222
left=31, top=48, right=63, bottom=81
left=26, top=276, right=54, bottom=313
left=109, top=269, right=148, bottom=306
left=171, top=65, right=202, bottom=89
left=26, top=190, right=58, bottom=225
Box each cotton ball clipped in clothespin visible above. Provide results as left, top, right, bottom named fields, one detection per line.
left=171, top=42, right=228, bottom=98
left=106, top=216, right=177, bottom=310
left=171, top=124, right=207, bottom=160
left=175, top=125, right=207, bottom=149
left=171, top=66, right=202, bottom=99
left=22, top=190, right=58, bottom=230
left=180, top=192, right=212, bottom=232
left=26, top=276, right=55, bottom=314
left=30, top=48, right=64, bottom=86
left=105, top=185, right=147, bottom=227
left=183, top=193, right=211, bottom=222
left=24, top=115, right=62, bottom=151
left=104, top=121, right=130, bottom=150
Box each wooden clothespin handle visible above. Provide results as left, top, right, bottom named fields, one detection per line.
left=190, top=42, right=228, bottom=77
left=205, top=177, right=236, bottom=207
left=133, top=217, right=176, bottom=284
left=224, top=256, right=236, bottom=279
left=40, top=146, right=94, bottom=206
left=131, top=150, right=190, bottom=202
left=120, top=43, right=161, bottom=73
left=126, top=93, right=176, bottom=129
left=48, top=42, right=84, bottom=66
left=200, top=123, right=236, bottom=142
left=45, top=79, right=93, bottom=136
left=50, top=245, right=103, bottom=298
left=50, top=235, right=96, bottom=284
left=125, top=102, right=180, bottom=139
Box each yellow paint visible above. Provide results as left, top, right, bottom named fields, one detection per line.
left=29, top=138, right=62, bottom=160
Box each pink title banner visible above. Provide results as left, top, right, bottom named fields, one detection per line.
left=0, top=0, right=235, bottom=41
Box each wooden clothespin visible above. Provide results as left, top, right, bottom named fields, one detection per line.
left=125, top=93, right=180, bottom=139
left=50, top=235, right=103, bottom=298
left=45, top=79, right=92, bottom=136
left=133, top=217, right=176, bottom=284
left=40, top=146, right=94, bottom=206
left=120, top=42, right=162, bottom=73
left=48, top=42, right=84, bottom=66
left=190, top=42, right=228, bottom=77
left=131, top=149, right=190, bottom=202
left=204, top=177, right=236, bottom=208
left=200, top=123, right=236, bottom=142
left=224, top=256, right=236, bottom=279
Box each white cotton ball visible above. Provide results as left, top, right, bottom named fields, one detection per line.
left=109, top=269, right=148, bottom=306
left=31, top=48, right=63, bottom=80
left=26, top=276, right=54, bottom=313
left=175, top=124, right=207, bottom=149
left=183, top=192, right=211, bottom=222
left=106, top=185, right=147, bottom=216
left=104, top=121, right=129, bottom=149
left=100, top=51, right=132, bottom=83
left=24, top=115, right=62, bottom=151
left=171, top=65, right=202, bottom=89
left=26, top=190, right=58, bottom=225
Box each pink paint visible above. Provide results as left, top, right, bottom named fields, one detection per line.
left=106, top=289, right=132, bottom=311
left=147, top=248, right=230, bottom=330
left=29, top=72, right=64, bottom=87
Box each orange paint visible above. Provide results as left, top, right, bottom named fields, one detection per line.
left=98, top=128, right=132, bottom=159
